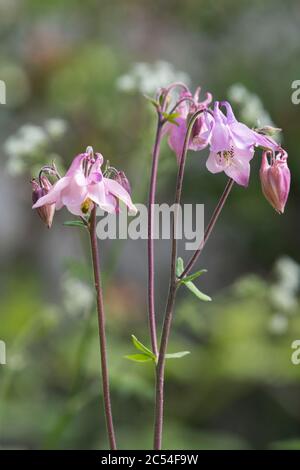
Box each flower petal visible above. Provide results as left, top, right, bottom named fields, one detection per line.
left=87, top=180, right=117, bottom=213
left=206, top=151, right=225, bottom=174
left=167, top=117, right=188, bottom=163
left=103, top=178, right=137, bottom=214
left=32, top=176, right=71, bottom=209
left=224, top=148, right=254, bottom=186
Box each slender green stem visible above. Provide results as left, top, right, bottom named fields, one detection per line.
left=89, top=207, right=117, bottom=450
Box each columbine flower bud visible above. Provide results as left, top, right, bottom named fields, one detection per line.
left=260, top=150, right=291, bottom=214
left=31, top=176, right=55, bottom=228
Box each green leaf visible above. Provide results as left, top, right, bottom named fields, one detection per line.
left=131, top=335, right=156, bottom=359
left=143, top=94, right=159, bottom=109
left=179, top=269, right=207, bottom=285
left=176, top=257, right=184, bottom=277
left=64, top=220, right=86, bottom=228
left=162, top=112, right=180, bottom=125
left=176, top=257, right=211, bottom=302
left=124, top=354, right=153, bottom=363
left=165, top=351, right=190, bottom=359
left=184, top=281, right=212, bottom=302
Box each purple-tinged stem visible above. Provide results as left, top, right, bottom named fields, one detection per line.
left=153, top=109, right=234, bottom=449
left=147, top=115, right=164, bottom=357
left=147, top=83, right=192, bottom=357
left=89, top=207, right=117, bottom=450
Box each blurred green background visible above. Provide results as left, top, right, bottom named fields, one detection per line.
left=0, top=0, right=300, bottom=450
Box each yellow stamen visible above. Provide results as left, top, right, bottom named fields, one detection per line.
left=81, top=198, right=93, bottom=214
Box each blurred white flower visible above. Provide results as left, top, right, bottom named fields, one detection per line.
left=62, top=275, right=94, bottom=316
left=270, top=256, right=300, bottom=312
left=270, top=287, right=297, bottom=312
left=274, top=256, right=300, bottom=293
left=4, top=124, right=48, bottom=159
left=44, top=118, right=68, bottom=139
left=4, top=119, right=67, bottom=176
left=116, top=61, right=191, bottom=95
left=5, top=154, right=26, bottom=176
left=269, top=313, right=288, bottom=335
left=228, top=83, right=275, bottom=128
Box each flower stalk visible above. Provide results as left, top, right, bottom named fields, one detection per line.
left=147, top=115, right=163, bottom=357
left=153, top=110, right=234, bottom=450
left=89, top=206, right=117, bottom=450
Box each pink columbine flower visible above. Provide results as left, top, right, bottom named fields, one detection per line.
left=32, top=150, right=137, bottom=217
left=164, top=87, right=214, bottom=162
left=260, top=149, right=291, bottom=214
left=206, top=101, right=279, bottom=187
left=32, top=176, right=55, bottom=228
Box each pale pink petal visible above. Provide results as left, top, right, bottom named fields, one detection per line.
left=224, top=159, right=250, bottom=187
left=167, top=117, right=188, bottom=163
left=253, top=132, right=279, bottom=151
left=224, top=149, right=254, bottom=186
left=230, top=122, right=256, bottom=148
left=32, top=176, right=71, bottom=209
left=210, top=103, right=231, bottom=152
left=206, top=151, right=225, bottom=174
left=103, top=178, right=137, bottom=214
left=64, top=202, right=87, bottom=216
left=87, top=180, right=117, bottom=213
left=60, top=176, right=87, bottom=211
left=65, top=153, right=85, bottom=176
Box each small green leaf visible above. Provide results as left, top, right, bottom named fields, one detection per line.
left=165, top=351, right=190, bottom=359
left=179, top=270, right=207, bottom=285
left=162, top=112, right=180, bottom=125
left=64, top=220, right=86, bottom=228
left=176, top=257, right=211, bottom=302
left=131, top=335, right=156, bottom=359
left=144, top=94, right=159, bottom=109
left=176, top=257, right=184, bottom=277
left=184, top=281, right=212, bottom=302
left=124, top=354, right=153, bottom=363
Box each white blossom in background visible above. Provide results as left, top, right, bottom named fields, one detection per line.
left=268, top=313, right=289, bottom=335
left=228, top=83, right=276, bottom=128
left=62, top=275, right=94, bottom=316
left=44, top=118, right=68, bottom=140
left=5, top=124, right=48, bottom=157
left=270, top=256, right=300, bottom=313
left=4, top=119, right=68, bottom=176
left=116, top=61, right=191, bottom=95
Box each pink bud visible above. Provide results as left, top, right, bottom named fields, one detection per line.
left=31, top=176, right=55, bottom=228
left=260, top=150, right=291, bottom=214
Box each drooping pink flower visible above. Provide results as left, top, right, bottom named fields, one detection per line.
left=260, top=149, right=290, bottom=214
left=164, top=87, right=214, bottom=162
left=206, top=101, right=280, bottom=187
left=32, top=176, right=55, bottom=228
left=32, top=151, right=137, bottom=217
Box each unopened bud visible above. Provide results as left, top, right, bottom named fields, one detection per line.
left=31, top=176, right=55, bottom=228
left=260, top=150, right=290, bottom=214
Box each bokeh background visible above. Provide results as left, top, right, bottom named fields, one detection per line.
left=1, top=0, right=300, bottom=450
